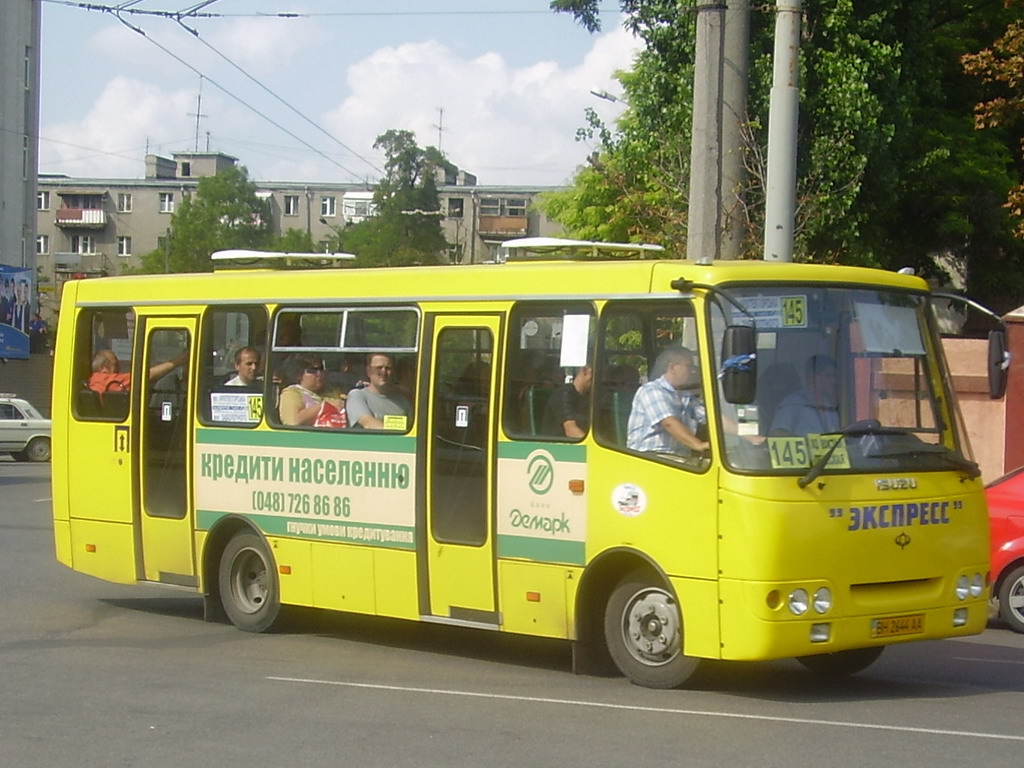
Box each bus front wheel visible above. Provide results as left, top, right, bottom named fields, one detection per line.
left=603, top=570, right=700, bottom=689
left=796, top=646, right=884, bottom=677
left=219, top=532, right=281, bottom=633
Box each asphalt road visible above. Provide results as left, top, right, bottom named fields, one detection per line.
left=2, top=459, right=1023, bottom=767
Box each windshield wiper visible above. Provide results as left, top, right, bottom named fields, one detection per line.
left=868, top=445, right=981, bottom=479
left=796, top=421, right=905, bottom=489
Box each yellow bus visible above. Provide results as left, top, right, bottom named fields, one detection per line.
left=51, top=242, right=1003, bottom=688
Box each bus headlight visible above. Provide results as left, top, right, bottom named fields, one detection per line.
left=788, top=588, right=809, bottom=615
left=812, top=587, right=832, bottom=614
left=969, top=573, right=984, bottom=598
left=955, top=575, right=969, bottom=601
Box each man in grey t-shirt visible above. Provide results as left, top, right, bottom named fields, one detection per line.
left=345, top=352, right=411, bottom=430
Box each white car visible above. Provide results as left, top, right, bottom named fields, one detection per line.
left=0, top=394, right=51, bottom=462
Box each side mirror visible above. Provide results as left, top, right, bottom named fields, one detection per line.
left=989, top=328, right=1009, bottom=399
left=721, top=325, right=757, bottom=404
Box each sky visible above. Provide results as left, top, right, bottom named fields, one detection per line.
left=37, top=1, right=639, bottom=188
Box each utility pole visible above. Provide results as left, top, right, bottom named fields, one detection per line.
left=686, top=0, right=725, bottom=265
left=721, top=0, right=750, bottom=260
left=763, top=0, right=801, bottom=262
left=687, top=0, right=749, bottom=263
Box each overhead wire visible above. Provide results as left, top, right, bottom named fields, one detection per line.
left=110, top=10, right=374, bottom=181
left=172, top=13, right=384, bottom=175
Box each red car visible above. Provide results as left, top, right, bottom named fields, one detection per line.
left=986, top=467, right=1024, bottom=633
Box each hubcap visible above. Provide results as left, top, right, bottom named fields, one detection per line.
left=231, top=548, right=269, bottom=614
left=622, top=588, right=681, bottom=666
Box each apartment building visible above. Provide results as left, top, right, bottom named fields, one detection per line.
left=35, top=151, right=564, bottom=319
left=1, top=0, right=41, bottom=271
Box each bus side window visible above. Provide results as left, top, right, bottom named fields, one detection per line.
left=198, top=306, right=267, bottom=426
left=74, top=307, right=136, bottom=422
left=502, top=303, right=594, bottom=440
left=595, top=302, right=701, bottom=455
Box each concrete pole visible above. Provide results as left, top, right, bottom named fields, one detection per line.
left=720, top=0, right=750, bottom=260
left=686, top=1, right=726, bottom=265
left=763, top=0, right=801, bottom=262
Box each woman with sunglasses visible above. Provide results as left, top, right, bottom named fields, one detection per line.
left=278, top=353, right=343, bottom=426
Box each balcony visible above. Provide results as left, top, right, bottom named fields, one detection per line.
left=477, top=215, right=528, bottom=236
left=55, top=207, right=107, bottom=229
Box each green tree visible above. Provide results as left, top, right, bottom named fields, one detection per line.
left=270, top=228, right=317, bottom=253
left=340, top=130, right=450, bottom=266
left=963, top=1, right=1024, bottom=241
left=139, top=165, right=272, bottom=273
left=548, top=1, right=1024, bottom=308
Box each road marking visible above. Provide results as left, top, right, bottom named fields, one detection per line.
left=268, top=676, right=1024, bottom=742
left=35, top=497, right=51, bottom=503
left=953, top=656, right=1024, bottom=665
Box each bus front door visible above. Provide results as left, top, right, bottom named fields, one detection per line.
left=423, top=315, right=500, bottom=624
left=137, top=318, right=196, bottom=587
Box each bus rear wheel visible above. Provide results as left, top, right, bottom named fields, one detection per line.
left=796, top=646, right=884, bottom=677
left=219, top=531, right=281, bottom=633
left=603, top=570, right=700, bottom=689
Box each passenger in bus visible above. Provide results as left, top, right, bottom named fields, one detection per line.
left=769, top=354, right=839, bottom=436
left=626, top=347, right=709, bottom=455
left=224, top=347, right=262, bottom=387
left=541, top=365, right=593, bottom=438
left=345, top=352, right=412, bottom=430
left=278, top=353, right=344, bottom=427
left=88, top=349, right=188, bottom=396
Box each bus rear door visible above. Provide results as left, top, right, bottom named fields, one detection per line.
left=137, top=317, right=197, bottom=586
left=422, top=314, right=501, bottom=624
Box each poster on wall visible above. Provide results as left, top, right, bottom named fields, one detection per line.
left=0, top=265, right=33, bottom=360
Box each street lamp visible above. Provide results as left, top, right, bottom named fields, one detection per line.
left=589, top=87, right=628, bottom=105
left=319, top=216, right=345, bottom=253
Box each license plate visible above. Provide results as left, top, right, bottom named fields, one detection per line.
left=870, top=614, right=924, bottom=638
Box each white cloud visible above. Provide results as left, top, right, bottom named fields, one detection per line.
left=40, top=78, right=197, bottom=178
left=39, top=16, right=640, bottom=187
left=322, top=23, right=639, bottom=186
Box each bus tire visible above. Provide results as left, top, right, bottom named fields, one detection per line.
left=218, top=531, right=281, bottom=633
left=603, top=570, right=700, bottom=689
left=998, top=565, right=1024, bottom=634
left=796, top=646, right=884, bottom=677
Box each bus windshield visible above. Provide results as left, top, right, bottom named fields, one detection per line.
left=711, top=285, right=972, bottom=476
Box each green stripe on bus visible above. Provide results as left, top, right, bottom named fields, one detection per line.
left=196, top=427, right=415, bottom=453
left=496, top=534, right=586, bottom=565
left=197, top=509, right=416, bottom=550
left=497, top=441, right=587, bottom=463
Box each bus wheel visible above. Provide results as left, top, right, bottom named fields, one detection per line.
left=998, top=565, right=1024, bottom=634
left=603, top=571, right=700, bottom=689
left=796, top=646, right=884, bottom=677
left=219, top=532, right=280, bottom=633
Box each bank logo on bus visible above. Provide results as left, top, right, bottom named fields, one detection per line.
left=527, top=450, right=554, bottom=495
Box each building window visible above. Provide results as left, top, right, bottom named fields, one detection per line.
left=37, top=191, right=50, bottom=211
left=117, top=236, right=132, bottom=256
left=159, top=192, right=174, bottom=213
left=480, top=197, right=527, bottom=217
left=320, top=196, right=336, bottom=217
left=505, top=198, right=528, bottom=217
left=36, top=235, right=49, bottom=255
left=181, top=162, right=192, bottom=177
left=71, top=235, right=95, bottom=254
left=447, top=198, right=464, bottom=218
left=117, top=193, right=133, bottom=213
left=284, top=195, right=299, bottom=216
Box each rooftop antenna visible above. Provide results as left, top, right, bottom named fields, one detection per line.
left=189, top=77, right=208, bottom=153
left=433, top=107, right=444, bottom=152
